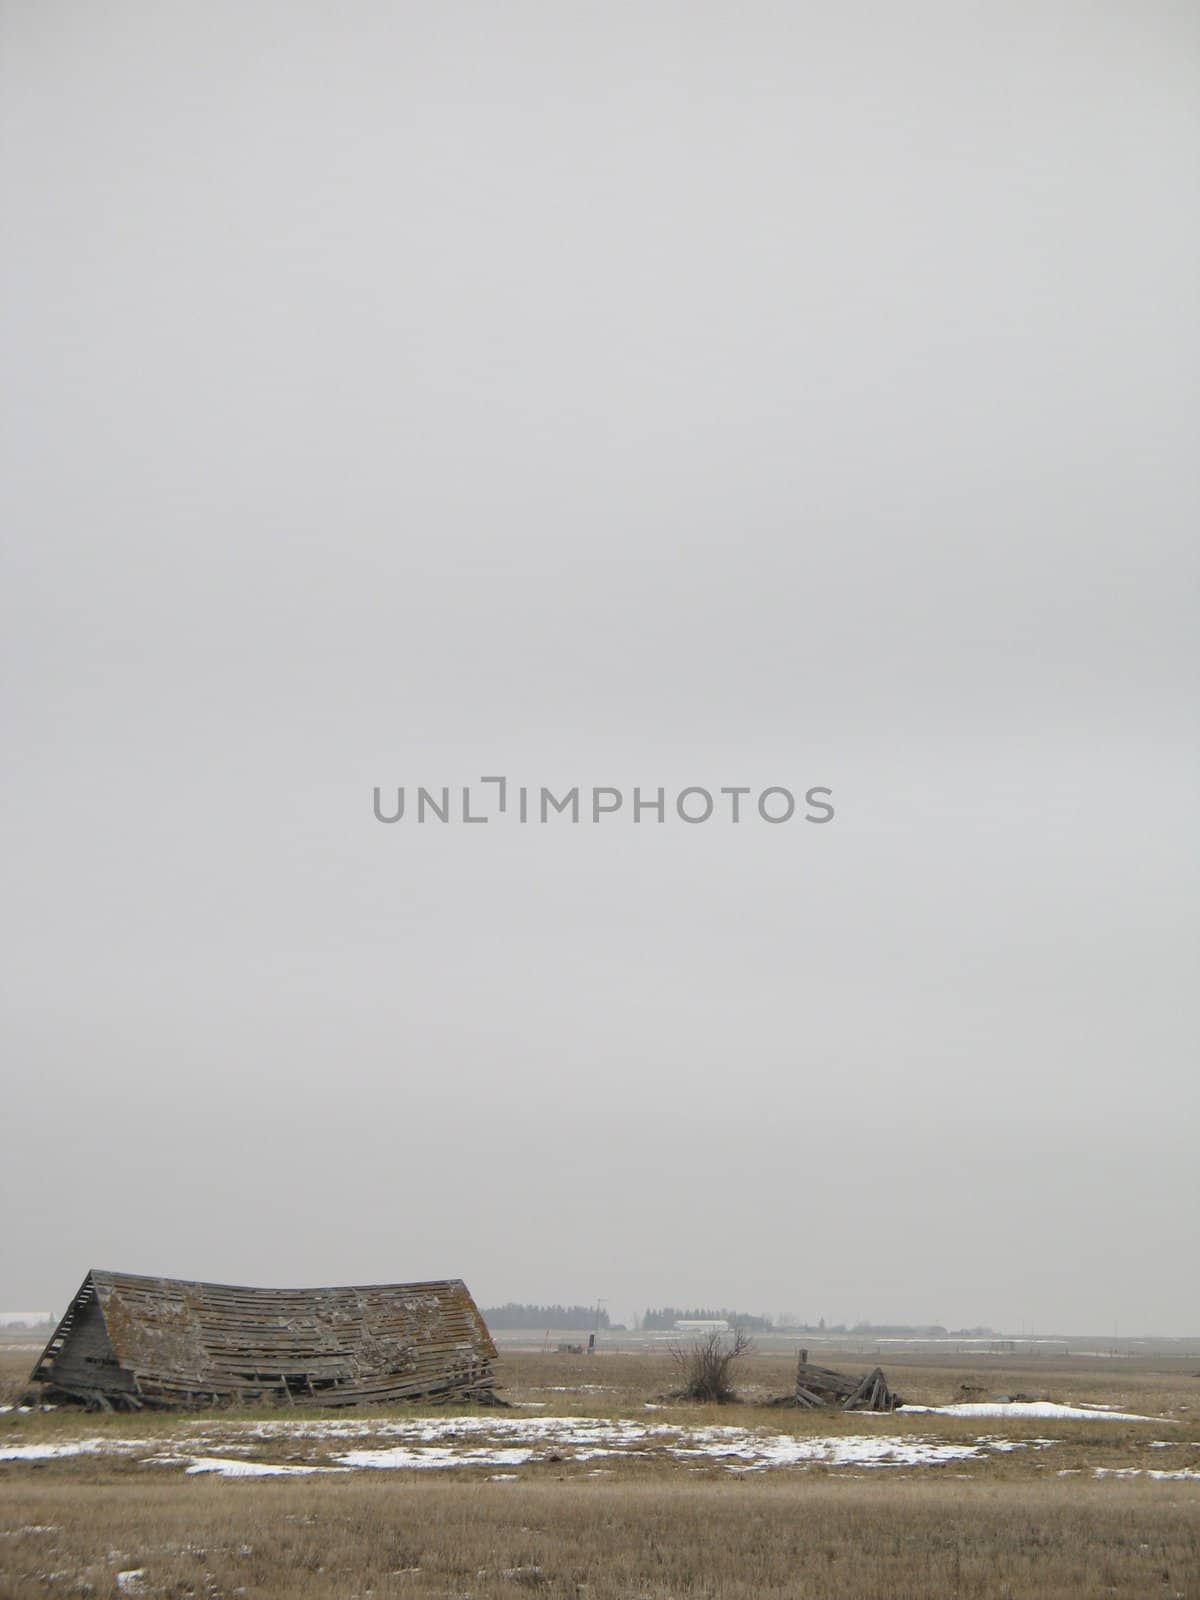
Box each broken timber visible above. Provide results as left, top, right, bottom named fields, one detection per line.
left=30, top=1270, right=499, bottom=1411
left=778, top=1349, right=901, bottom=1412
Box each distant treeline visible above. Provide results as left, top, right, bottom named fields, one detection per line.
left=640, top=1307, right=774, bottom=1332
left=482, top=1303, right=612, bottom=1330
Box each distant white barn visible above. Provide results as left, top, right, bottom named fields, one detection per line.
left=673, top=1319, right=730, bottom=1333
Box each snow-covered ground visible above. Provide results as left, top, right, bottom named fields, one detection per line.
left=1, top=1402, right=1186, bottom=1482
left=0, top=1410, right=1137, bottom=1478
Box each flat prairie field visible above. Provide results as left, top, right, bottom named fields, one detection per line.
left=2, top=1346, right=1198, bottom=1599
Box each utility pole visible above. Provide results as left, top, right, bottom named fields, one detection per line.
left=589, top=1298, right=606, bottom=1354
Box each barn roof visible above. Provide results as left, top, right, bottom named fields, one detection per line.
left=31, top=1269, right=497, bottom=1409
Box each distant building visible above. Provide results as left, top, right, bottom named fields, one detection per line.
left=673, top=1319, right=730, bottom=1333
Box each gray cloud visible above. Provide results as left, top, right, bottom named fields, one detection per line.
left=2, top=1, right=1197, bottom=1331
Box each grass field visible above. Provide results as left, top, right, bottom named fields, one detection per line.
left=3, top=1344, right=1198, bottom=1598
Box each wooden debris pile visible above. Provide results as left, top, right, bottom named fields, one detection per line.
left=776, top=1349, right=902, bottom=1412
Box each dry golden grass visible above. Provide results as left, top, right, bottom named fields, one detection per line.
left=495, top=1344, right=1200, bottom=1423
left=3, top=1346, right=1199, bottom=1598
left=2, top=1475, right=1198, bottom=1599
left=6, top=1343, right=1197, bottom=1424
left=0, top=1350, right=41, bottom=1409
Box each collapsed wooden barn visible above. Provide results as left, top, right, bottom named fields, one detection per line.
left=30, top=1270, right=498, bottom=1410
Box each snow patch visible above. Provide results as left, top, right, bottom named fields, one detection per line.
left=673, top=1430, right=1018, bottom=1471
left=184, top=1457, right=343, bottom=1478
left=336, top=1445, right=536, bottom=1471
left=902, top=1401, right=1165, bottom=1423
left=1093, top=1466, right=1200, bottom=1482
left=0, top=1440, right=115, bottom=1461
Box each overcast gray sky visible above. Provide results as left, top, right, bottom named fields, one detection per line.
left=2, top=2, right=1197, bottom=1333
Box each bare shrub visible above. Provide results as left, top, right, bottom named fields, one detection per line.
left=668, top=1327, right=753, bottom=1403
